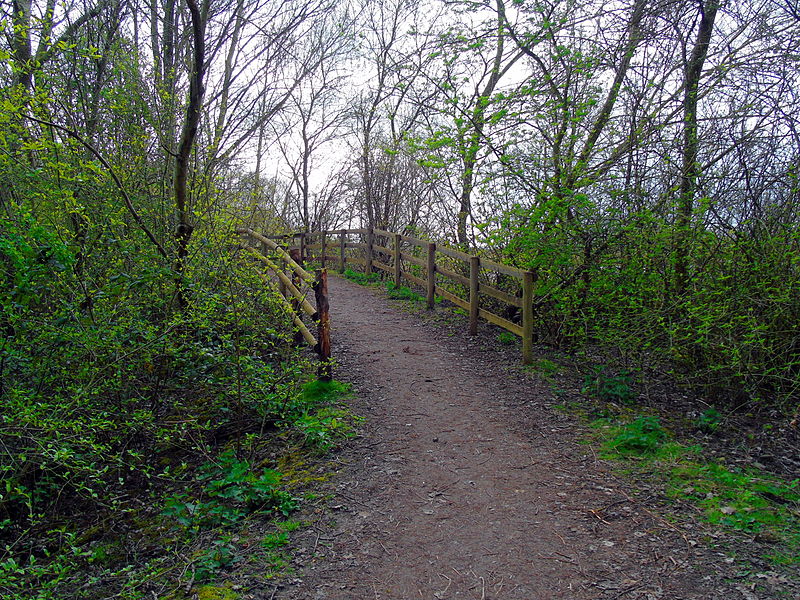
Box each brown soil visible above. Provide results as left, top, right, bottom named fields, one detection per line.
left=272, top=274, right=785, bottom=600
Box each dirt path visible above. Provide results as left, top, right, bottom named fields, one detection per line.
left=279, top=275, right=739, bottom=600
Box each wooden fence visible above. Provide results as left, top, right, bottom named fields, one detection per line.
left=265, top=228, right=535, bottom=364
left=237, top=228, right=331, bottom=380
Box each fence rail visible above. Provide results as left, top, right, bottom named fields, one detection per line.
left=266, top=228, right=535, bottom=364
left=237, top=228, right=331, bottom=380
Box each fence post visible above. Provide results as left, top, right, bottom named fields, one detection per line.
left=299, top=232, right=306, bottom=264
left=321, top=231, right=327, bottom=268
left=522, top=270, right=534, bottom=364
left=469, top=256, right=480, bottom=335
left=426, top=242, right=436, bottom=309
left=314, top=268, right=332, bottom=381
left=339, top=230, right=346, bottom=273
left=393, top=233, right=402, bottom=288
left=365, top=227, right=374, bottom=275
left=288, top=248, right=304, bottom=346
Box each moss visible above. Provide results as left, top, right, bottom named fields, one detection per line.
left=194, top=582, right=239, bottom=600
left=276, top=449, right=333, bottom=490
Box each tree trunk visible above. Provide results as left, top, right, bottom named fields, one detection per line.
left=174, top=0, right=208, bottom=308
left=674, top=0, right=720, bottom=295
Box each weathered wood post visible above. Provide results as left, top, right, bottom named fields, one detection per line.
left=469, top=256, right=480, bottom=335
left=321, top=231, right=327, bottom=268
left=339, top=230, right=346, bottom=273
left=522, top=270, right=534, bottom=364
left=426, top=242, right=436, bottom=309
left=393, top=233, right=402, bottom=288
left=313, top=268, right=332, bottom=381
left=365, top=227, right=374, bottom=276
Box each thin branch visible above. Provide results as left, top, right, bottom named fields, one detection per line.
left=22, top=113, right=170, bottom=260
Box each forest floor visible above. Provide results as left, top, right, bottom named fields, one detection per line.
left=264, top=274, right=799, bottom=600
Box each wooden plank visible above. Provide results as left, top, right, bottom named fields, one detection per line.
left=237, top=228, right=313, bottom=283
left=347, top=242, right=367, bottom=249
left=479, top=308, right=523, bottom=337
left=480, top=257, right=526, bottom=278
left=249, top=261, right=317, bottom=347
left=373, top=260, right=393, bottom=273
left=404, top=271, right=428, bottom=289
left=272, top=268, right=317, bottom=318
left=480, top=283, right=523, bottom=307
left=307, top=255, right=340, bottom=264
left=437, top=245, right=472, bottom=262
left=346, top=257, right=367, bottom=266
left=374, top=228, right=392, bottom=238
left=398, top=251, right=426, bottom=268
left=373, top=244, right=394, bottom=255
left=249, top=252, right=317, bottom=317
left=292, top=313, right=317, bottom=347
left=401, top=235, right=428, bottom=248
left=435, top=285, right=469, bottom=311
left=436, top=264, right=469, bottom=287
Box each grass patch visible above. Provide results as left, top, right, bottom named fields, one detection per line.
left=589, top=413, right=800, bottom=565
left=582, top=365, right=636, bottom=404
left=526, top=358, right=560, bottom=379
left=279, top=379, right=361, bottom=452
left=497, top=331, right=517, bottom=345
left=342, top=268, right=380, bottom=285
left=301, top=379, right=351, bottom=405
left=384, top=281, right=425, bottom=302
left=668, top=464, right=800, bottom=563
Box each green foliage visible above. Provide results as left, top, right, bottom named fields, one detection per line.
left=0, top=123, right=310, bottom=598
left=669, top=465, right=800, bottom=564
left=489, top=192, right=800, bottom=407
left=696, top=407, right=723, bottom=433
left=158, top=451, right=299, bottom=584
left=526, top=358, right=560, bottom=379
left=604, top=416, right=667, bottom=455
left=301, top=379, right=351, bottom=406
left=591, top=412, right=799, bottom=565
left=384, top=281, right=425, bottom=301
left=581, top=366, right=635, bottom=404
left=162, top=450, right=298, bottom=532
left=261, top=531, right=289, bottom=549
left=194, top=583, right=240, bottom=600
left=194, top=537, right=240, bottom=582
left=292, top=407, right=361, bottom=451
left=497, top=331, right=517, bottom=345
left=280, top=380, right=360, bottom=451
left=342, top=268, right=380, bottom=285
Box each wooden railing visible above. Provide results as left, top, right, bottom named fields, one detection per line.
left=266, top=228, right=535, bottom=364
left=237, top=228, right=331, bottom=380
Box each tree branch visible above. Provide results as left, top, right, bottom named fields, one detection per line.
left=22, top=113, right=170, bottom=260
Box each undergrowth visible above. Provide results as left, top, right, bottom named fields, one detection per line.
left=589, top=412, right=800, bottom=567
left=342, top=268, right=380, bottom=285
